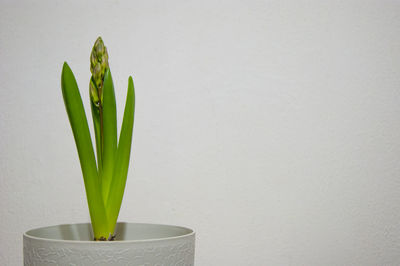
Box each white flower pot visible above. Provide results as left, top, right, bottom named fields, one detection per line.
left=23, top=222, right=195, bottom=265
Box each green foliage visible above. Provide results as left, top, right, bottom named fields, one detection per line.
left=61, top=37, right=135, bottom=240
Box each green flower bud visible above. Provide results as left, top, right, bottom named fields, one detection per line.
left=90, top=37, right=109, bottom=107
left=89, top=78, right=100, bottom=107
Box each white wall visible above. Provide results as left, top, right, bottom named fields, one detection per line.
left=1, top=0, right=400, bottom=265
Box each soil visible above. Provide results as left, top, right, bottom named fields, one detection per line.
left=94, top=234, right=116, bottom=241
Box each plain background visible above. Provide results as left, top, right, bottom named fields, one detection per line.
left=1, top=0, right=400, bottom=265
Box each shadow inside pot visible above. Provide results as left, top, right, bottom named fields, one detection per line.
left=114, top=222, right=127, bottom=240
left=58, top=223, right=93, bottom=241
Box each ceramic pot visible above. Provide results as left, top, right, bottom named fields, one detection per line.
left=23, top=222, right=195, bottom=265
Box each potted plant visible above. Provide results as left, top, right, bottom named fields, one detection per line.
left=23, top=37, right=195, bottom=265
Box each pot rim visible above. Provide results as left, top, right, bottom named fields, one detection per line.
left=24, top=222, right=195, bottom=244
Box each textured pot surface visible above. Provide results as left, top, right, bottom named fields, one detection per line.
left=23, top=222, right=195, bottom=265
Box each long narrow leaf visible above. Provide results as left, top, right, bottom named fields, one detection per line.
left=61, top=62, right=109, bottom=238
left=101, top=69, right=118, bottom=202
left=90, top=95, right=102, bottom=176
left=106, top=76, right=135, bottom=231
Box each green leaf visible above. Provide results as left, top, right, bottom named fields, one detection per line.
left=90, top=83, right=102, bottom=176
left=101, top=69, right=118, bottom=202
left=61, top=62, right=109, bottom=239
left=106, top=76, right=135, bottom=232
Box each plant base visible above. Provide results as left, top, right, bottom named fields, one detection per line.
left=94, top=234, right=116, bottom=241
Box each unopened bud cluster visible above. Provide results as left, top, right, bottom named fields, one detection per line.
left=90, top=37, right=109, bottom=107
